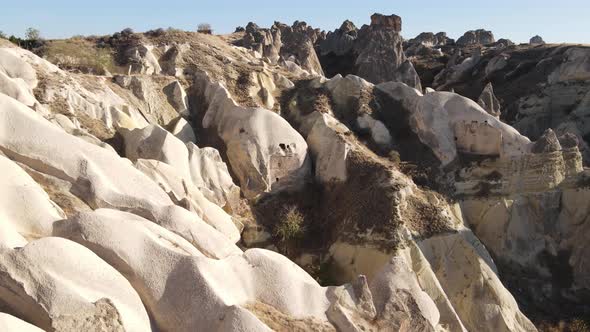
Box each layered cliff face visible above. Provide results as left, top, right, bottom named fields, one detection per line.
left=0, top=14, right=588, bottom=332
left=406, top=35, right=590, bottom=166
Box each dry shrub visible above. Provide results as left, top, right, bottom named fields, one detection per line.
left=41, top=39, right=117, bottom=75
left=274, top=205, right=306, bottom=243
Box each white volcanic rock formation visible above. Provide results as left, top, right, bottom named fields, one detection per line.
left=0, top=237, right=151, bottom=332
left=192, top=71, right=311, bottom=199
left=0, top=92, right=241, bottom=258
left=0, top=313, right=44, bottom=332
left=374, top=81, right=531, bottom=165
left=0, top=18, right=587, bottom=331
left=0, top=155, right=65, bottom=240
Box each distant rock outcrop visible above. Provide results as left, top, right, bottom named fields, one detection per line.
left=274, top=21, right=324, bottom=76
left=368, top=13, right=402, bottom=31
left=529, top=35, right=545, bottom=45
left=354, top=14, right=407, bottom=83
left=237, top=21, right=323, bottom=76
left=408, top=32, right=452, bottom=47
left=318, top=13, right=423, bottom=90
left=240, top=22, right=282, bottom=64
left=490, top=38, right=514, bottom=48
left=456, top=29, right=495, bottom=45
left=319, top=20, right=358, bottom=57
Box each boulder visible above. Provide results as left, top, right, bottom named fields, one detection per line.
left=477, top=82, right=501, bottom=118
left=169, top=117, right=196, bottom=144
left=456, top=29, right=495, bottom=45
left=306, top=113, right=351, bottom=183
left=531, top=128, right=562, bottom=153
left=529, top=35, right=545, bottom=45
left=408, top=32, right=451, bottom=47
left=491, top=38, right=515, bottom=48
left=0, top=237, right=151, bottom=332
left=392, top=59, right=423, bottom=91
left=159, top=43, right=190, bottom=77
left=0, top=155, right=65, bottom=240
left=325, top=74, right=373, bottom=111
left=247, top=69, right=279, bottom=109
left=163, top=80, right=189, bottom=116
left=435, top=32, right=454, bottom=45
left=357, top=113, right=393, bottom=148
left=121, top=124, right=192, bottom=180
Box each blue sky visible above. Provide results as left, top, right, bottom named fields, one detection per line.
left=1, top=0, right=588, bottom=43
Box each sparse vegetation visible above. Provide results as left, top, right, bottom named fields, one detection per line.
left=538, top=318, right=590, bottom=332
left=274, top=206, right=306, bottom=242
left=245, top=301, right=336, bottom=332
left=6, top=27, right=45, bottom=50
left=273, top=206, right=306, bottom=254
left=39, top=39, right=117, bottom=75
left=197, top=23, right=213, bottom=34
left=308, top=257, right=341, bottom=286
left=25, top=27, right=41, bottom=41
left=0, top=31, right=6, bottom=39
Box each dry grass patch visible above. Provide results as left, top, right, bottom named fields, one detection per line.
left=39, top=39, right=119, bottom=74
left=245, top=302, right=335, bottom=332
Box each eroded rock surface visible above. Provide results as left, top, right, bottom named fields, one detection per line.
left=0, top=16, right=588, bottom=332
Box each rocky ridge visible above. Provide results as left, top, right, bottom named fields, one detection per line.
left=0, top=12, right=588, bottom=332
